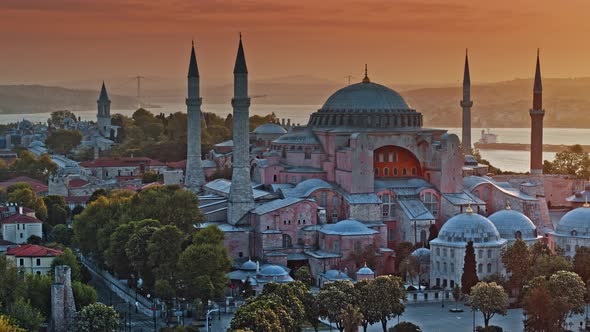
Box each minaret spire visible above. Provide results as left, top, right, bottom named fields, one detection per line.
left=529, top=48, right=545, bottom=175
left=228, top=34, right=254, bottom=225
left=97, top=82, right=111, bottom=138
left=185, top=40, right=206, bottom=190
left=362, top=64, right=370, bottom=83
left=460, top=49, right=473, bottom=155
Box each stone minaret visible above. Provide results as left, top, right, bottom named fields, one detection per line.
left=460, top=49, right=473, bottom=155
left=97, top=82, right=111, bottom=137
left=184, top=41, right=206, bottom=191
left=530, top=49, right=545, bottom=175
left=228, top=35, right=254, bottom=225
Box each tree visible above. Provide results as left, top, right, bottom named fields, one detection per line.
left=573, top=246, right=590, bottom=285
left=318, top=280, right=357, bottom=332
left=530, top=240, right=551, bottom=261
left=7, top=187, right=47, bottom=221
left=48, top=110, right=77, bottom=129
left=368, top=276, right=406, bottom=332
left=301, top=291, right=321, bottom=332
left=523, top=286, right=559, bottom=331
left=426, top=224, right=439, bottom=248
left=398, top=255, right=420, bottom=285
left=72, top=281, right=97, bottom=310
left=177, top=225, right=231, bottom=307
left=51, top=248, right=82, bottom=281
left=293, top=266, right=313, bottom=288
left=393, top=242, right=415, bottom=273
left=0, top=255, right=21, bottom=309
left=43, top=195, right=69, bottom=227
left=543, top=144, right=590, bottom=178
left=531, top=254, right=572, bottom=279
left=6, top=298, right=45, bottom=331
left=469, top=282, right=508, bottom=327
left=390, top=322, right=422, bottom=332
left=155, top=279, right=176, bottom=307
left=125, top=221, right=160, bottom=287
left=48, top=224, right=74, bottom=246
left=230, top=297, right=287, bottom=332
left=74, top=303, right=119, bottom=332
left=88, top=189, right=108, bottom=203
left=141, top=170, right=163, bottom=183
left=0, top=315, right=26, bottom=332
left=501, top=239, right=531, bottom=290
left=147, top=224, right=184, bottom=283
left=461, top=241, right=479, bottom=294
left=260, top=282, right=306, bottom=330
left=355, top=279, right=375, bottom=332
left=452, top=284, right=462, bottom=310
left=21, top=273, right=52, bottom=317
left=26, top=234, right=42, bottom=244
left=45, top=129, right=82, bottom=155
left=341, top=303, right=363, bottom=332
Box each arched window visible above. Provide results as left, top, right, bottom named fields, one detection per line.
left=384, top=168, right=389, bottom=176
left=332, top=209, right=338, bottom=223
left=354, top=241, right=361, bottom=254
left=402, top=168, right=407, bottom=175
left=572, top=230, right=578, bottom=236
left=436, top=248, right=441, bottom=256
left=450, top=263, right=455, bottom=272
left=478, top=264, right=483, bottom=273
left=478, top=249, right=483, bottom=258
left=381, top=194, right=395, bottom=218
left=273, top=174, right=277, bottom=182
left=487, top=249, right=492, bottom=259
left=487, top=263, right=492, bottom=273
left=304, top=148, right=311, bottom=159
left=420, top=230, right=427, bottom=245
left=282, top=234, right=292, bottom=248
left=421, top=192, right=438, bottom=217
left=393, top=168, right=398, bottom=175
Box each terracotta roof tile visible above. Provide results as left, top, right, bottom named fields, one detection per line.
left=6, top=244, right=62, bottom=257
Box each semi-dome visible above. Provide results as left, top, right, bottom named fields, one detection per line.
left=257, top=264, right=288, bottom=277
left=556, top=206, right=590, bottom=236
left=253, top=123, right=287, bottom=135
left=434, top=210, right=502, bottom=244
left=323, top=269, right=352, bottom=280
left=307, top=77, right=422, bottom=130
left=320, top=219, right=379, bottom=236
left=240, top=259, right=257, bottom=271
left=488, top=208, right=537, bottom=240
left=411, top=247, right=431, bottom=265
left=357, top=264, right=375, bottom=275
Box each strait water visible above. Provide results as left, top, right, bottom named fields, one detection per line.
left=4, top=103, right=589, bottom=173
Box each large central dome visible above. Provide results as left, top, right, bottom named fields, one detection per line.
left=308, top=78, right=422, bottom=129
left=321, top=82, right=411, bottom=111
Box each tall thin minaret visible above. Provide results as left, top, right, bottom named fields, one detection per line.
left=97, top=82, right=111, bottom=137
left=184, top=41, right=206, bottom=190
left=228, top=34, right=254, bottom=225
left=530, top=49, right=545, bottom=175
left=460, top=49, right=473, bottom=155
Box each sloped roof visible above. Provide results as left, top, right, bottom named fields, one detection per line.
left=0, top=176, right=48, bottom=194
left=6, top=244, right=62, bottom=257
left=1, top=214, right=43, bottom=225
left=253, top=197, right=310, bottom=215
left=398, top=198, right=435, bottom=221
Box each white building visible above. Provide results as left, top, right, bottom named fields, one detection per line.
left=1, top=213, right=43, bottom=244
left=429, top=208, right=507, bottom=289
left=6, top=244, right=62, bottom=275
left=547, top=203, right=590, bottom=257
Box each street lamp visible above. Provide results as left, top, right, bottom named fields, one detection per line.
left=206, top=309, right=219, bottom=332
left=136, top=277, right=143, bottom=313
left=147, top=294, right=156, bottom=332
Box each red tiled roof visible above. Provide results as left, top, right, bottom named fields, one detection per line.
left=0, top=176, right=48, bottom=194
left=122, top=184, right=139, bottom=191
left=166, top=160, right=186, bottom=170
left=116, top=175, right=140, bottom=181
left=68, top=179, right=89, bottom=188
left=6, top=244, right=62, bottom=257
left=0, top=239, right=16, bottom=246
left=80, top=157, right=166, bottom=168
left=1, top=214, right=43, bottom=224
left=141, top=182, right=164, bottom=190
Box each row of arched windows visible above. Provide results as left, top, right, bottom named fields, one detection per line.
left=374, top=167, right=417, bottom=177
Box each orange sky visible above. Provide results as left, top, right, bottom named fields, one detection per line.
left=2, top=0, right=590, bottom=87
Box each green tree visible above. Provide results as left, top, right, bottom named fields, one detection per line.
left=141, top=170, right=163, bottom=184
left=501, top=239, right=531, bottom=290
left=21, top=273, right=52, bottom=317
left=88, top=189, right=108, bottom=203
left=293, top=266, right=313, bottom=288
left=74, top=303, right=119, bottom=332
left=0, top=315, right=26, bottom=332
left=51, top=248, right=81, bottom=281
left=0, top=255, right=22, bottom=309
left=469, top=282, right=508, bottom=327
left=544, top=144, right=590, bottom=178
left=390, top=322, right=422, bottom=332
left=318, top=280, right=357, bottom=332
left=261, top=282, right=307, bottom=330
left=43, top=195, right=69, bottom=227
left=45, top=129, right=82, bottom=155
left=368, top=276, right=406, bottom=332
left=355, top=279, right=375, bottom=332
left=48, top=110, right=77, bottom=129
left=7, top=298, right=45, bottom=331
left=461, top=241, right=479, bottom=294
left=341, top=303, right=363, bottom=332
left=523, top=286, right=559, bottom=331
left=105, top=223, right=134, bottom=278
left=7, top=187, right=47, bottom=221
left=230, top=297, right=287, bottom=332
left=452, top=284, right=462, bottom=310
left=125, top=221, right=160, bottom=286
left=531, top=254, right=572, bottom=279
left=301, top=291, right=321, bottom=332
left=148, top=224, right=184, bottom=281
left=177, top=225, right=231, bottom=307
left=393, top=242, right=415, bottom=273
left=48, top=224, right=73, bottom=246
left=573, top=246, right=590, bottom=285
left=72, top=281, right=98, bottom=310
left=155, top=279, right=176, bottom=308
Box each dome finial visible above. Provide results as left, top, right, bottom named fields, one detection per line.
left=465, top=203, right=473, bottom=214
left=584, top=194, right=589, bottom=208
left=362, top=64, right=370, bottom=83
left=506, top=200, right=511, bottom=210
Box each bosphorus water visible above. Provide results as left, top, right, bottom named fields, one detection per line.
left=4, top=103, right=589, bottom=173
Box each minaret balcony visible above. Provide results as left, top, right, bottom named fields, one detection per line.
left=185, top=97, right=202, bottom=107
left=529, top=108, right=545, bottom=116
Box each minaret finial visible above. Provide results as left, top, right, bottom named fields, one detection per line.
left=506, top=200, right=511, bottom=210
left=465, top=203, right=473, bottom=214
left=362, top=64, right=370, bottom=83
left=240, top=32, right=242, bottom=41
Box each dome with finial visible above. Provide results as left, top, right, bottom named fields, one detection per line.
left=488, top=203, right=537, bottom=241
left=357, top=263, right=375, bottom=276
left=240, top=259, right=257, bottom=271
left=556, top=204, right=590, bottom=236
left=432, top=208, right=503, bottom=245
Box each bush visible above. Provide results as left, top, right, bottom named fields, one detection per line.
left=389, top=321, right=422, bottom=332
left=477, top=326, right=503, bottom=332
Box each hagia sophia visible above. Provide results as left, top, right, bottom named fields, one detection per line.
left=182, top=37, right=590, bottom=290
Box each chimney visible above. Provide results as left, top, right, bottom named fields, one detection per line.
left=19, top=206, right=23, bottom=215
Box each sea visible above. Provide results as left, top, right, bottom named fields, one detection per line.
left=4, top=103, right=589, bottom=173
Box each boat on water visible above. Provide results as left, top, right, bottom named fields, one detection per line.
left=474, top=129, right=589, bottom=152
left=477, top=129, right=498, bottom=144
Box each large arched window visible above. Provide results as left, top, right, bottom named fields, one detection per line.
left=421, top=192, right=438, bottom=217
left=282, top=234, right=292, bottom=248
left=381, top=194, right=395, bottom=218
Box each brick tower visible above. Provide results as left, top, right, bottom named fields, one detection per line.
left=530, top=49, right=545, bottom=175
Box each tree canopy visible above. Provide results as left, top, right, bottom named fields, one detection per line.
left=45, top=129, right=82, bottom=155
left=74, top=303, right=119, bottom=332
left=469, top=282, right=508, bottom=327
left=543, top=144, right=590, bottom=178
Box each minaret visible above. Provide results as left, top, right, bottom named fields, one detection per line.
left=228, top=34, right=255, bottom=225
left=184, top=41, right=206, bottom=191
left=97, top=82, right=111, bottom=137
left=460, top=49, right=473, bottom=155
left=530, top=49, right=545, bottom=175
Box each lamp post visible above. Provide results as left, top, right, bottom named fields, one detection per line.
left=135, top=277, right=143, bottom=314
left=147, top=294, right=156, bottom=332
left=206, top=309, right=219, bottom=332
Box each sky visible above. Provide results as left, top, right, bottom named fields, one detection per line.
left=2, top=0, right=590, bottom=88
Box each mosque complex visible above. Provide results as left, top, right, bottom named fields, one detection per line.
left=99, top=37, right=590, bottom=290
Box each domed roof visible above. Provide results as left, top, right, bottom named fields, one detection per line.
left=556, top=206, right=590, bottom=235
left=323, top=269, right=352, bottom=280
left=320, top=219, right=379, bottom=236
left=357, top=264, right=375, bottom=275
left=240, top=259, right=257, bottom=271
left=488, top=208, right=537, bottom=240
left=257, top=264, right=288, bottom=277
left=253, top=123, right=287, bottom=135
left=272, top=131, right=319, bottom=145
left=411, top=248, right=431, bottom=264
left=321, top=82, right=411, bottom=112
left=434, top=210, right=503, bottom=244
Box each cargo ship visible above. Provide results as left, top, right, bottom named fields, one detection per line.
left=474, top=129, right=589, bottom=152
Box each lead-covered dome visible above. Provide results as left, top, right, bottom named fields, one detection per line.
left=434, top=211, right=503, bottom=244
left=253, top=123, right=287, bottom=135
left=308, top=78, right=422, bottom=129
left=258, top=265, right=288, bottom=277
left=488, top=208, right=537, bottom=240
left=320, top=219, right=379, bottom=236
left=556, top=206, right=590, bottom=236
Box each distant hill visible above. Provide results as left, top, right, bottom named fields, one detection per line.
left=0, top=85, right=137, bottom=114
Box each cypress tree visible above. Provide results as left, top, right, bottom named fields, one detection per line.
left=426, top=224, right=439, bottom=248
left=461, top=241, right=479, bottom=294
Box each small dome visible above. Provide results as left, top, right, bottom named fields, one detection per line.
left=258, top=264, right=288, bottom=277
left=272, top=131, right=319, bottom=145
left=488, top=209, right=537, bottom=240
left=324, top=269, right=351, bottom=280
left=253, top=123, right=287, bottom=135
left=320, top=219, right=379, bottom=236
left=464, top=155, right=478, bottom=166
left=28, top=140, right=45, bottom=148
left=240, top=259, right=257, bottom=271
left=411, top=248, right=431, bottom=265
left=321, top=82, right=411, bottom=112
left=556, top=206, right=590, bottom=236
left=357, top=265, right=374, bottom=275
left=435, top=211, right=502, bottom=244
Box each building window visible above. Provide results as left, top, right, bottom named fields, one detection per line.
left=487, top=249, right=492, bottom=259
left=374, top=168, right=379, bottom=176
left=421, top=192, right=438, bottom=217
left=478, top=249, right=483, bottom=258
left=402, top=168, right=407, bottom=175
left=443, top=248, right=447, bottom=257
left=19, top=259, right=24, bottom=266
left=478, top=264, right=483, bottom=273
left=450, top=249, right=455, bottom=258
left=436, top=261, right=440, bottom=271
left=321, top=192, right=327, bottom=207
left=379, top=153, right=384, bottom=162
left=20, top=233, right=23, bottom=239
left=571, top=230, right=578, bottom=236
left=393, top=168, right=398, bottom=175
left=239, top=252, right=243, bottom=257
left=387, top=228, right=395, bottom=242
left=450, top=263, right=455, bottom=272
left=282, top=234, right=293, bottom=248
left=384, top=168, right=389, bottom=176
left=381, top=194, right=395, bottom=218
left=436, top=248, right=440, bottom=256
left=22, top=224, right=25, bottom=230
left=515, top=231, right=522, bottom=240
left=354, top=241, right=361, bottom=254
left=487, top=263, right=492, bottom=273
left=273, top=174, right=277, bottom=182
left=443, top=262, right=447, bottom=273
left=333, top=240, right=340, bottom=253
left=332, top=209, right=338, bottom=223
left=36, top=259, right=40, bottom=266
left=566, top=244, right=571, bottom=252
left=304, top=148, right=311, bottom=159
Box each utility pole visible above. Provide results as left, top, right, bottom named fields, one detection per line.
left=344, top=75, right=354, bottom=85
left=135, top=75, right=145, bottom=108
